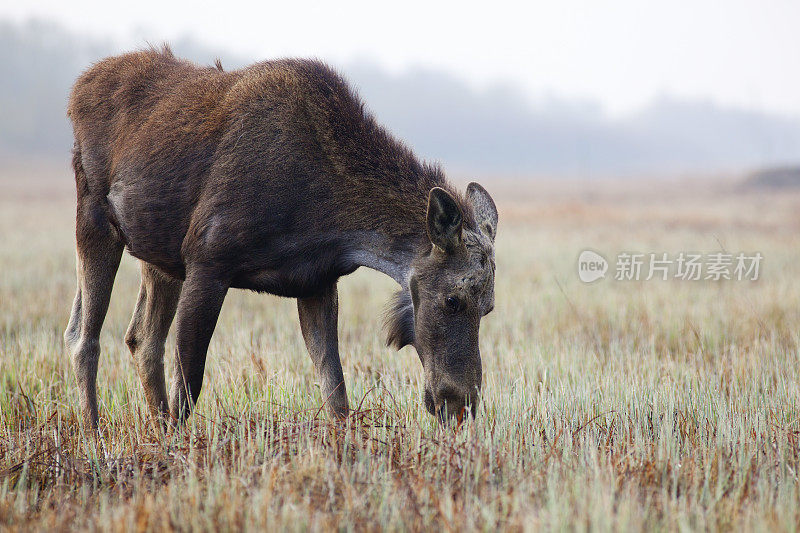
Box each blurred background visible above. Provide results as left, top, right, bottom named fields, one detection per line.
left=2, top=0, right=800, bottom=181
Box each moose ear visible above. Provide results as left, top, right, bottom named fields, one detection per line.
left=427, top=187, right=463, bottom=253
left=467, top=182, right=498, bottom=241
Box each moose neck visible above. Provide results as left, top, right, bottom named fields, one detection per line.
left=350, top=231, right=423, bottom=286
left=319, top=108, right=459, bottom=286
left=340, top=167, right=453, bottom=287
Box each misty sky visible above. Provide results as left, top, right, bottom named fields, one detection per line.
left=3, top=0, right=799, bottom=119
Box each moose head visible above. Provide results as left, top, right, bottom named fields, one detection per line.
left=386, top=183, right=498, bottom=422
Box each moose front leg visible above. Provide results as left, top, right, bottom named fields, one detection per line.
left=297, top=284, right=349, bottom=419
left=168, top=269, right=229, bottom=423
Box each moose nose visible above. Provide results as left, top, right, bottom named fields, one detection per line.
left=436, top=384, right=479, bottom=423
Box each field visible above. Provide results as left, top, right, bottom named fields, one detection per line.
left=2, top=162, right=800, bottom=531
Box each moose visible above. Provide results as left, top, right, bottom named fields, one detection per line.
left=64, top=47, right=498, bottom=429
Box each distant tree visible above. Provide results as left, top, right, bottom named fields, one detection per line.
left=0, top=19, right=110, bottom=156
left=2, top=18, right=799, bottom=175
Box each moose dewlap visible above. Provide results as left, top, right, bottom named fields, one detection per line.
left=64, top=46, right=498, bottom=429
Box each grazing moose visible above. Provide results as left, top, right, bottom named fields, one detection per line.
left=64, top=47, right=498, bottom=429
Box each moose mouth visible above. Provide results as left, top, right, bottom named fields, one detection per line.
left=423, top=388, right=478, bottom=424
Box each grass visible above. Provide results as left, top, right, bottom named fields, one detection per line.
left=2, top=167, right=800, bottom=530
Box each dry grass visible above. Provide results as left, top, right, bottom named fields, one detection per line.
left=2, top=166, right=800, bottom=531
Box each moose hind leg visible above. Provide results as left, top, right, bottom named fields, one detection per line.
left=64, top=284, right=82, bottom=354
left=125, top=262, right=182, bottom=422
left=297, top=283, right=349, bottom=419
left=65, top=209, right=123, bottom=430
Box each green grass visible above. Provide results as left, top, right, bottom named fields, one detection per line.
left=2, top=174, right=800, bottom=530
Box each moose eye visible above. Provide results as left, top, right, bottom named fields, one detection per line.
left=445, top=296, right=461, bottom=312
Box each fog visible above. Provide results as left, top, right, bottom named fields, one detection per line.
left=3, top=18, right=799, bottom=177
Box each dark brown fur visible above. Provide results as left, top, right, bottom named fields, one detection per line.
left=65, top=46, right=498, bottom=428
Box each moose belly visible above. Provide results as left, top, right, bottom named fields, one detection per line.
left=230, top=241, right=360, bottom=298
left=107, top=180, right=188, bottom=277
